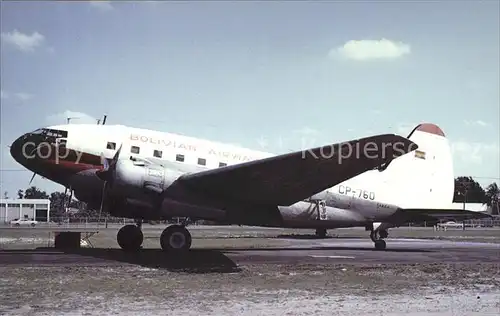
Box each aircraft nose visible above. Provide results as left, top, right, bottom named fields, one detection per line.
left=10, top=133, right=31, bottom=165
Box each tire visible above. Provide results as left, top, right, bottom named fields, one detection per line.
left=374, top=240, right=386, bottom=250
left=117, top=224, right=143, bottom=251
left=160, top=225, right=192, bottom=253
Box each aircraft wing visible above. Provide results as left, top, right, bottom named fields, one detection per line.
left=171, top=134, right=416, bottom=206
left=397, top=208, right=492, bottom=222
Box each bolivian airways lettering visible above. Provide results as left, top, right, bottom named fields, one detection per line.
left=130, top=134, right=253, bottom=162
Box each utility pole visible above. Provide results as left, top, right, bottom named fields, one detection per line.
left=460, top=182, right=469, bottom=231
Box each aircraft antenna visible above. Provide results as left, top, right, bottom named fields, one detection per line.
left=66, top=117, right=79, bottom=124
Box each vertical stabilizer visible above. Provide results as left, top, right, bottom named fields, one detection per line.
left=382, top=123, right=454, bottom=209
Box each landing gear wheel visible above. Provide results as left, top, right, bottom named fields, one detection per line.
left=374, top=239, right=386, bottom=250
left=117, top=224, right=143, bottom=251
left=160, top=225, right=192, bottom=253
left=315, top=228, right=327, bottom=238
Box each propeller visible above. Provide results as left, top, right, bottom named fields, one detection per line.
left=97, top=144, right=123, bottom=219
left=26, top=143, right=45, bottom=185
left=96, top=144, right=123, bottom=183
left=28, top=172, right=36, bottom=185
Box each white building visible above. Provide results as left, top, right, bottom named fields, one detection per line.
left=0, top=199, right=51, bottom=223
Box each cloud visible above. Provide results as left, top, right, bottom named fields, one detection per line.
left=14, top=93, right=33, bottom=101
left=464, top=120, right=490, bottom=127
left=256, top=135, right=269, bottom=149
left=140, top=1, right=160, bottom=5
left=0, top=90, right=34, bottom=102
left=89, top=1, right=114, bottom=11
left=331, top=38, right=411, bottom=61
left=451, top=141, right=500, bottom=165
left=395, top=122, right=417, bottom=136
left=46, top=110, right=98, bottom=125
left=293, top=127, right=320, bottom=136
left=1, top=30, right=45, bottom=52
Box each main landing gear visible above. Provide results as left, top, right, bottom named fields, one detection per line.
left=370, top=229, right=388, bottom=250
left=116, top=220, right=192, bottom=253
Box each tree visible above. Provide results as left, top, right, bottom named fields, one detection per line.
left=484, top=182, right=500, bottom=215
left=17, top=186, right=49, bottom=199
left=453, top=176, right=486, bottom=203
left=3, top=191, right=8, bottom=199
left=49, top=191, right=69, bottom=219
left=48, top=191, right=89, bottom=220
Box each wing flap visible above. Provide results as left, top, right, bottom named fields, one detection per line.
left=173, top=134, right=416, bottom=206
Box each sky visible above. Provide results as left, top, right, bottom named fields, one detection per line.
left=1, top=0, right=499, bottom=197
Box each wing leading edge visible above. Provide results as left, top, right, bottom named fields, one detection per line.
left=172, top=134, right=417, bottom=206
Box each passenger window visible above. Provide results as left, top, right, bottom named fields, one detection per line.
left=153, top=150, right=162, bottom=158
left=131, top=146, right=140, bottom=154
left=198, top=158, right=206, bottom=166
left=219, top=162, right=227, bottom=167
left=176, top=154, right=185, bottom=162
left=107, top=142, right=116, bottom=150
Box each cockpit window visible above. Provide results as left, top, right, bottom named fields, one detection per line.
left=45, top=129, right=68, bottom=138
left=30, top=129, right=45, bottom=135
left=29, top=128, right=68, bottom=138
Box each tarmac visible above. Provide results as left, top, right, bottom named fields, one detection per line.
left=1, top=225, right=499, bottom=315
left=0, top=237, right=499, bottom=270
left=0, top=225, right=499, bottom=269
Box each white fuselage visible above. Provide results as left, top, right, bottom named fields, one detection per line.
left=32, top=123, right=455, bottom=229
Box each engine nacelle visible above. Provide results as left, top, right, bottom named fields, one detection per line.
left=160, top=197, right=226, bottom=221
left=112, top=159, right=183, bottom=198
left=107, top=197, right=161, bottom=220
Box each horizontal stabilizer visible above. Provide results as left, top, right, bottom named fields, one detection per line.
left=398, top=208, right=492, bottom=222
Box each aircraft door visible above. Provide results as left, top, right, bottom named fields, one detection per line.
left=319, top=200, right=327, bottom=220
left=313, top=200, right=327, bottom=220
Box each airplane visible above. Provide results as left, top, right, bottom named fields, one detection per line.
left=9, top=122, right=490, bottom=252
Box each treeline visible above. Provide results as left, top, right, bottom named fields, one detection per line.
left=453, top=176, right=499, bottom=205
left=3, top=176, right=500, bottom=217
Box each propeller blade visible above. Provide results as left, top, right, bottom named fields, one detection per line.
left=101, top=152, right=109, bottom=170
left=111, top=144, right=123, bottom=165
left=28, top=172, right=36, bottom=185
left=96, top=144, right=122, bottom=181
left=105, top=143, right=122, bottom=182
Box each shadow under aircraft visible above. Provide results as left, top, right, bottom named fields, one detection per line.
left=32, top=248, right=241, bottom=273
